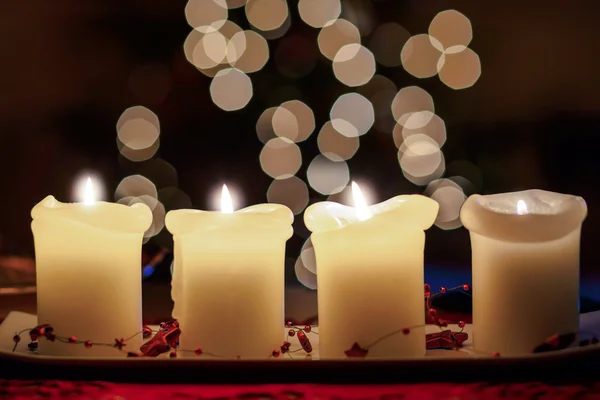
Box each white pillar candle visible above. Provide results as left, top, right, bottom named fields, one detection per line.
left=460, top=189, right=587, bottom=356
left=304, top=182, right=439, bottom=359
left=166, top=185, right=293, bottom=359
left=31, top=178, right=152, bottom=357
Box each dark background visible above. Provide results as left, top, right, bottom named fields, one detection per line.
left=0, top=0, right=599, bottom=301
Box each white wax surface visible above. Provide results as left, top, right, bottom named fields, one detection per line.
left=31, top=196, right=152, bottom=357
left=166, top=204, right=293, bottom=359
left=305, top=195, right=439, bottom=359
left=461, top=189, right=587, bottom=356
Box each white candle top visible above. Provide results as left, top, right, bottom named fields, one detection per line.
left=31, top=195, right=153, bottom=233
left=304, top=194, right=439, bottom=233
left=460, top=189, right=587, bottom=242
left=165, top=204, right=294, bottom=236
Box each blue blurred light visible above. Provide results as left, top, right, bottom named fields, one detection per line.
left=142, top=265, right=155, bottom=279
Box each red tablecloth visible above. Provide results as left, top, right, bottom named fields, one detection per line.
left=1, top=381, right=599, bottom=400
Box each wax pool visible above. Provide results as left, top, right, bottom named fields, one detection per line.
left=460, top=189, right=587, bottom=356
left=31, top=195, right=152, bottom=357
left=304, top=191, right=439, bottom=359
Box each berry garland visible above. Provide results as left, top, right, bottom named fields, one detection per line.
left=11, top=282, right=599, bottom=359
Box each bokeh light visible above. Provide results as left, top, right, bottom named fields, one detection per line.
left=266, top=176, right=309, bottom=215
left=259, top=137, right=302, bottom=179
left=317, top=19, right=361, bottom=61
left=330, top=92, right=374, bottom=137
left=395, top=112, right=447, bottom=148
left=256, top=107, right=278, bottom=143
left=425, top=178, right=467, bottom=230
left=332, top=44, right=376, bottom=87
left=340, top=0, right=377, bottom=37
left=272, top=100, right=315, bottom=142
left=115, top=175, right=158, bottom=200
left=300, top=237, right=316, bottom=274
left=391, top=86, right=435, bottom=127
left=438, top=48, right=482, bottom=90
left=401, top=34, right=444, bottom=79
left=185, top=0, right=228, bottom=32
left=229, top=30, right=269, bottom=73
left=245, top=0, right=289, bottom=32
left=294, top=255, right=317, bottom=290
left=317, top=120, right=359, bottom=161
left=116, top=106, right=160, bottom=162
left=428, top=10, right=473, bottom=52
left=307, top=154, right=349, bottom=195
left=368, top=22, right=410, bottom=67
left=298, top=0, right=341, bottom=29
left=210, top=68, right=253, bottom=111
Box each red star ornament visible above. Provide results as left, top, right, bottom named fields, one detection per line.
left=344, top=342, right=369, bottom=358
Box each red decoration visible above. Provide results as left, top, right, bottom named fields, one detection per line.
left=344, top=342, right=369, bottom=358
left=169, top=351, right=177, bottom=358
left=458, top=321, right=466, bottom=329
left=29, top=329, right=40, bottom=341
left=84, top=340, right=92, bottom=348
left=286, top=321, right=294, bottom=327
left=439, top=286, right=447, bottom=294
left=12, top=335, right=20, bottom=343
left=114, top=338, right=127, bottom=350
left=297, top=331, right=313, bottom=353
left=194, top=347, right=203, bottom=356
left=304, top=325, right=312, bottom=333
left=288, top=329, right=296, bottom=337
left=402, top=327, right=410, bottom=335
left=492, top=352, right=500, bottom=357
left=142, top=326, right=153, bottom=338
left=68, top=336, right=77, bottom=343
left=428, top=308, right=437, bottom=317
left=424, top=284, right=431, bottom=293
left=462, top=284, right=470, bottom=291
left=426, top=330, right=468, bottom=350
left=272, top=350, right=280, bottom=357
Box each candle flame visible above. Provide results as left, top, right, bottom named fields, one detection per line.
left=83, top=177, right=95, bottom=205
left=516, top=199, right=528, bottom=215
left=221, top=184, right=234, bottom=214
left=351, top=181, right=371, bottom=221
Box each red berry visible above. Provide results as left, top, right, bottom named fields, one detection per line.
left=84, top=340, right=92, bottom=348
left=288, top=330, right=296, bottom=337
left=142, top=326, right=152, bottom=338
left=283, top=341, right=291, bottom=349
left=402, top=327, right=410, bottom=335
left=272, top=350, right=280, bottom=358
left=169, top=351, right=177, bottom=358
left=280, top=345, right=288, bottom=353
left=29, top=329, right=40, bottom=341
left=159, top=322, right=166, bottom=328
left=194, top=347, right=203, bottom=356
left=428, top=308, right=437, bottom=317
left=439, top=286, right=447, bottom=294
left=458, top=321, right=466, bottom=329
left=68, top=336, right=77, bottom=343
left=438, top=319, right=448, bottom=327
left=286, top=321, right=294, bottom=327
left=13, top=335, right=20, bottom=343
left=304, top=325, right=311, bottom=333
left=463, top=284, right=470, bottom=291
left=492, top=352, right=500, bottom=357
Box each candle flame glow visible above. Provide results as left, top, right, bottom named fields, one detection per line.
left=516, top=199, right=528, bottom=215
left=351, top=181, right=371, bottom=221
left=83, top=177, right=95, bottom=205
left=221, top=184, right=234, bottom=214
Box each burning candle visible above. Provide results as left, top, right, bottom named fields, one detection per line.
left=460, top=189, right=587, bottom=356
left=304, top=182, right=439, bottom=359
left=31, top=177, right=152, bottom=357
left=166, top=185, right=293, bottom=358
